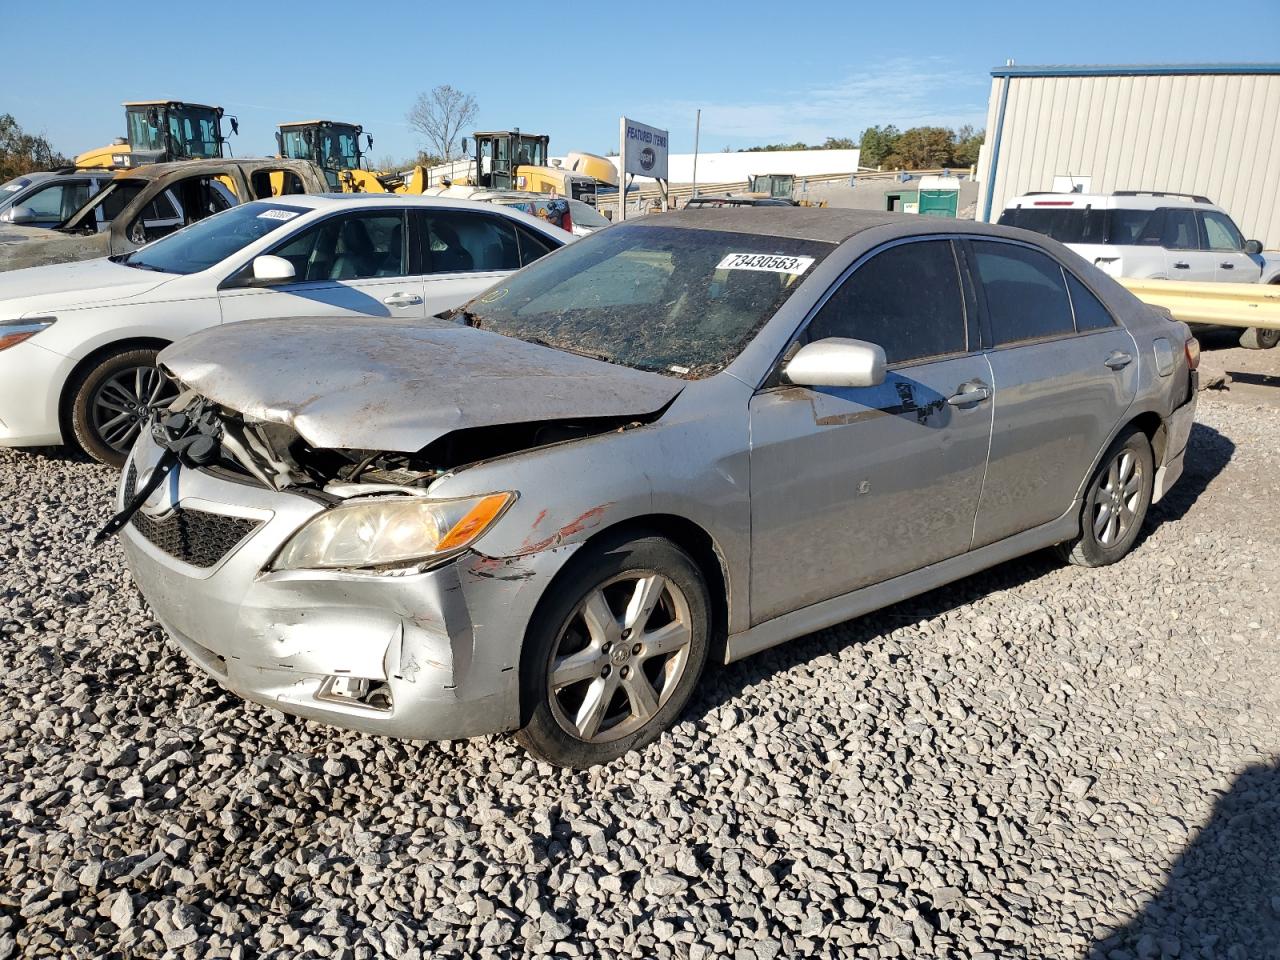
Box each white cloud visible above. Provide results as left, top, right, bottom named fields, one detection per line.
left=649, top=57, right=989, bottom=145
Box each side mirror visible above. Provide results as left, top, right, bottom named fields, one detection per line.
left=784, top=337, right=886, bottom=389
left=1245, top=239, right=1263, bottom=256
left=460, top=137, right=469, bottom=155
left=229, top=117, right=239, bottom=136
left=366, top=134, right=374, bottom=151
left=251, top=255, right=296, bottom=284
left=4, top=206, right=36, bottom=225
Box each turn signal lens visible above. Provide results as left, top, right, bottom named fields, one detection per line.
left=1185, top=336, right=1201, bottom=371
left=0, top=317, right=56, bottom=352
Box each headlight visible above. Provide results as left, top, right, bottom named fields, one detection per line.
left=272, top=492, right=515, bottom=571
left=0, top=317, right=56, bottom=352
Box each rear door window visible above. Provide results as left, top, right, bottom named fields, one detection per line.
left=972, top=241, right=1075, bottom=345
left=1160, top=209, right=1200, bottom=250
left=1106, top=208, right=1164, bottom=246
left=807, top=239, right=967, bottom=365
left=1065, top=274, right=1115, bottom=331
left=424, top=211, right=521, bottom=273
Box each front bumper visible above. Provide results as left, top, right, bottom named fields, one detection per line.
left=119, top=436, right=575, bottom=741
left=1154, top=370, right=1198, bottom=504
left=0, top=340, right=72, bottom=447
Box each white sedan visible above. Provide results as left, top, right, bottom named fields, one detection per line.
left=0, top=195, right=572, bottom=465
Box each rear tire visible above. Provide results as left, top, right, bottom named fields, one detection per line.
left=1239, top=326, right=1280, bottom=350
left=515, top=532, right=710, bottom=768
left=1057, top=427, right=1154, bottom=567
left=68, top=347, right=175, bottom=468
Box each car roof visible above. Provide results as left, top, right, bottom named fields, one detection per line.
left=638, top=207, right=1014, bottom=244
left=108, top=157, right=319, bottom=182
left=1005, top=191, right=1221, bottom=211
left=272, top=193, right=572, bottom=211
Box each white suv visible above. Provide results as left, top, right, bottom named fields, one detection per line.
left=999, top=191, right=1280, bottom=348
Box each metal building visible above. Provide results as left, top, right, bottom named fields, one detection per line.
left=976, top=64, right=1280, bottom=249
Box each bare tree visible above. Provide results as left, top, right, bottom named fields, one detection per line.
left=406, top=86, right=478, bottom=162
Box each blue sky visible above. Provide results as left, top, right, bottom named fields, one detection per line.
left=8, top=0, right=1279, bottom=163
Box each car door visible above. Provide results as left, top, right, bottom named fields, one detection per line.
left=1201, top=210, right=1262, bottom=282
left=748, top=238, right=994, bottom=624
left=219, top=209, right=427, bottom=323
left=1160, top=207, right=1215, bottom=280
left=416, top=209, right=545, bottom=316
left=966, top=239, right=1138, bottom=548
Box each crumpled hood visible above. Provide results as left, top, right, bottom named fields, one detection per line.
left=0, top=257, right=175, bottom=314
left=0, top=226, right=112, bottom=273
left=159, top=316, right=684, bottom=452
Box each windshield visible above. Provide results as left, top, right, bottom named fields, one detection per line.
left=283, top=127, right=359, bottom=170
left=460, top=224, right=831, bottom=378
left=127, top=107, right=221, bottom=159
left=568, top=199, right=609, bottom=228
left=121, top=201, right=309, bottom=274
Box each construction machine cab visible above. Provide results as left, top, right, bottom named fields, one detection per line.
left=464, top=131, right=550, bottom=191
left=277, top=121, right=374, bottom=191
left=76, top=101, right=235, bottom=170
left=747, top=174, right=796, bottom=199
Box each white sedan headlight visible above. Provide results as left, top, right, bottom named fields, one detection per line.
left=272, top=493, right=514, bottom=571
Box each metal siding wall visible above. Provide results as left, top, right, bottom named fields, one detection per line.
left=984, top=73, right=1280, bottom=250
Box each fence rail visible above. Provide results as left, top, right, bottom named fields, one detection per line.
left=1120, top=278, right=1280, bottom=331
left=604, top=168, right=965, bottom=209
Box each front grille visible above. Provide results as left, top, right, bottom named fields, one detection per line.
left=123, top=463, right=262, bottom=568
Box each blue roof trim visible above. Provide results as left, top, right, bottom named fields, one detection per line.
left=991, top=63, right=1280, bottom=78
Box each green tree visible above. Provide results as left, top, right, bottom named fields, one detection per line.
left=884, top=126, right=955, bottom=170
left=952, top=124, right=985, bottom=167
left=0, top=114, right=67, bottom=182
left=821, top=136, right=858, bottom=150
left=857, top=124, right=900, bottom=168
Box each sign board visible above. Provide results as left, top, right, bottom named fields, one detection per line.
left=621, top=118, right=669, bottom=181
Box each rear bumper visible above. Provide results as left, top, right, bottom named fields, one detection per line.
left=120, top=435, right=577, bottom=741
left=1154, top=370, right=1197, bottom=504
left=0, top=340, right=71, bottom=447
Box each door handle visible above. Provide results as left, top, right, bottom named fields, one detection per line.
left=1104, top=350, right=1133, bottom=370
left=946, top=382, right=991, bottom=406
left=1220, top=262, right=1235, bottom=269
left=1173, top=261, right=1190, bottom=269
left=383, top=292, right=423, bottom=307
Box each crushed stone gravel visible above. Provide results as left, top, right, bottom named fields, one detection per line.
left=0, top=383, right=1277, bottom=959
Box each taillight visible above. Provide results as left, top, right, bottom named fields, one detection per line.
left=560, top=209, right=573, bottom=233
left=1185, top=336, right=1200, bottom=371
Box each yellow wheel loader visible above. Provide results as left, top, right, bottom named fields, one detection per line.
left=275, top=120, right=393, bottom=193
left=76, top=101, right=238, bottom=169
left=457, top=131, right=598, bottom=205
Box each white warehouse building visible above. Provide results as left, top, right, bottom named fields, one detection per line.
left=976, top=63, right=1280, bottom=249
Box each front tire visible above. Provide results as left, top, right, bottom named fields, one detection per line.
left=1057, top=428, right=1154, bottom=567
left=515, top=532, right=710, bottom=767
left=68, top=348, right=176, bottom=468
left=1239, top=326, right=1280, bottom=350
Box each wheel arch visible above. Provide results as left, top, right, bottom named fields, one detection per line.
left=514, top=512, right=732, bottom=725
left=58, top=337, right=173, bottom=439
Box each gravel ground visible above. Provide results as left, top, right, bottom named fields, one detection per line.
left=1, top=351, right=1278, bottom=959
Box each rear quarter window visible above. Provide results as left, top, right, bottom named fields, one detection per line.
left=1065, top=274, right=1116, bottom=331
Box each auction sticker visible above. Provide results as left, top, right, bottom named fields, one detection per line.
left=717, top=252, right=814, bottom=275
left=257, top=209, right=299, bottom=221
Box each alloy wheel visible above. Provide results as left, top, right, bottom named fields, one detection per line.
left=89, top=366, right=175, bottom=454
left=547, top=571, right=694, bottom=743
left=1092, top=449, right=1143, bottom=546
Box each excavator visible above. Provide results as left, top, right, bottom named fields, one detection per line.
left=275, top=120, right=392, bottom=193
left=76, top=101, right=237, bottom=169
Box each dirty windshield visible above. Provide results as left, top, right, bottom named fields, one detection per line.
left=462, top=224, right=832, bottom=378
left=118, top=202, right=308, bottom=274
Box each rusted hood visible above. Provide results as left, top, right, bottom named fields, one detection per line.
left=0, top=227, right=111, bottom=273
left=159, top=316, right=684, bottom=452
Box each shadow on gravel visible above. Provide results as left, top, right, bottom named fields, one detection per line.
left=690, top=421, right=1234, bottom=725
left=1139, top=422, right=1234, bottom=534
left=1089, top=759, right=1280, bottom=960
left=6, top=443, right=95, bottom=466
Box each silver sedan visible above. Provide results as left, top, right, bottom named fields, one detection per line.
left=114, top=208, right=1199, bottom=767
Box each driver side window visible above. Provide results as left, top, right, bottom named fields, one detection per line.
left=271, top=212, right=408, bottom=282
left=805, top=240, right=968, bottom=365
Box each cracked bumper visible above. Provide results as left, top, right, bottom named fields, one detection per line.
left=119, top=436, right=575, bottom=741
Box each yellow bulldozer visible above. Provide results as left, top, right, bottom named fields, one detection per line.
left=76, top=101, right=237, bottom=169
